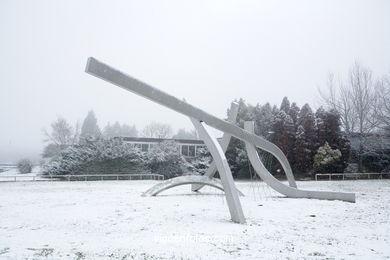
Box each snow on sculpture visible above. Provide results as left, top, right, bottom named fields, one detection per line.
left=85, top=57, right=355, bottom=224
left=142, top=171, right=244, bottom=197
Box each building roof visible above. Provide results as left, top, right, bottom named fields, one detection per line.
left=121, top=136, right=205, bottom=145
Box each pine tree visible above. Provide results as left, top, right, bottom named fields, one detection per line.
left=294, top=104, right=317, bottom=175
left=231, top=98, right=253, bottom=128
left=289, top=102, right=300, bottom=132
left=315, top=107, right=327, bottom=147
left=225, top=99, right=253, bottom=178
left=280, top=97, right=291, bottom=114
left=271, top=110, right=295, bottom=171
left=252, top=103, right=278, bottom=138
left=81, top=110, right=100, bottom=139
left=294, top=126, right=311, bottom=174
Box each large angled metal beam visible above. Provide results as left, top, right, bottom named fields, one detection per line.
left=190, top=118, right=246, bottom=223
left=85, top=57, right=297, bottom=188
left=191, top=102, right=238, bottom=192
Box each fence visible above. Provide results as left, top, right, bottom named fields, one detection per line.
left=0, top=174, right=164, bottom=182
left=315, top=172, right=390, bottom=181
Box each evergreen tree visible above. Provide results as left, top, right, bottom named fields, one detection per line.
left=80, top=110, right=100, bottom=138
left=252, top=103, right=278, bottom=138
left=294, top=126, right=312, bottom=175
left=225, top=99, right=253, bottom=178
left=271, top=110, right=295, bottom=172
left=315, top=107, right=328, bottom=147
left=231, top=98, right=253, bottom=128
left=294, top=104, right=317, bottom=175
left=289, top=102, right=300, bottom=132
left=280, top=97, right=291, bottom=114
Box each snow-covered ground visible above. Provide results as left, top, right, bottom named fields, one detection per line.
left=0, top=179, right=389, bottom=259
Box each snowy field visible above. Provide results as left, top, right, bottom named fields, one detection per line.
left=0, top=179, right=389, bottom=259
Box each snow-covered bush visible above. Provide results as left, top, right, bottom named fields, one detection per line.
left=190, top=147, right=211, bottom=175
left=147, top=141, right=193, bottom=178
left=43, top=137, right=148, bottom=175
left=313, top=142, right=342, bottom=173
left=17, top=159, right=33, bottom=174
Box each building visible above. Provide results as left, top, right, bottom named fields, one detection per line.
left=122, top=137, right=206, bottom=158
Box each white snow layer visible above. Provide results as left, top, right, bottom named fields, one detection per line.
left=0, top=180, right=389, bottom=259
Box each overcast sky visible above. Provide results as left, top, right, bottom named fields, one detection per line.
left=0, top=0, right=389, bottom=163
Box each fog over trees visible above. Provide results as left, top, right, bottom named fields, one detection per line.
left=1, top=1, right=389, bottom=165
left=42, top=117, right=79, bottom=158
left=80, top=110, right=100, bottom=139
left=103, top=122, right=138, bottom=138
left=39, top=61, right=390, bottom=178
left=141, top=122, right=173, bottom=139
left=38, top=58, right=390, bottom=177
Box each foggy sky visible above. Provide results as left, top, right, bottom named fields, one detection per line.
left=1, top=0, right=389, bottom=163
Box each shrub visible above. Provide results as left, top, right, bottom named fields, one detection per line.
left=147, top=140, right=193, bottom=178
left=190, top=147, right=211, bottom=175
left=17, top=159, right=33, bottom=174
left=313, top=142, right=343, bottom=173
left=43, top=137, right=148, bottom=175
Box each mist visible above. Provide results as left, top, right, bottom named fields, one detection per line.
left=0, top=0, right=389, bottom=163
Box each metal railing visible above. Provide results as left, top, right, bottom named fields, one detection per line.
left=0, top=174, right=164, bottom=182
left=315, top=172, right=390, bottom=181
left=0, top=175, right=38, bottom=182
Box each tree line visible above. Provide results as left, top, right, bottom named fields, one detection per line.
left=40, top=62, right=389, bottom=178
left=225, top=98, right=349, bottom=179
left=42, top=111, right=197, bottom=159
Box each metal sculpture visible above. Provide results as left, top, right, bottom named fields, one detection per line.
left=85, top=57, right=356, bottom=224
left=142, top=175, right=244, bottom=197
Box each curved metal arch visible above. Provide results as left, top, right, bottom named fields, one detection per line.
left=142, top=176, right=224, bottom=196
left=244, top=121, right=355, bottom=203
left=142, top=175, right=244, bottom=197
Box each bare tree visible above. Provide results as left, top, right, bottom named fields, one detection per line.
left=375, top=73, right=390, bottom=131
left=319, top=73, right=356, bottom=135
left=142, top=122, right=173, bottom=139
left=349, top=62, right=380, bottom=134
left=172, top=128, right=198, bottom=139
left=43, top=117, right=78, bottom=145
left=42, top=117, right=79, bottom=158
left=319, top=62, right=380, bottom=171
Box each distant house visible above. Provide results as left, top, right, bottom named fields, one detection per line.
left=122, top=137, right=206, bottom=158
